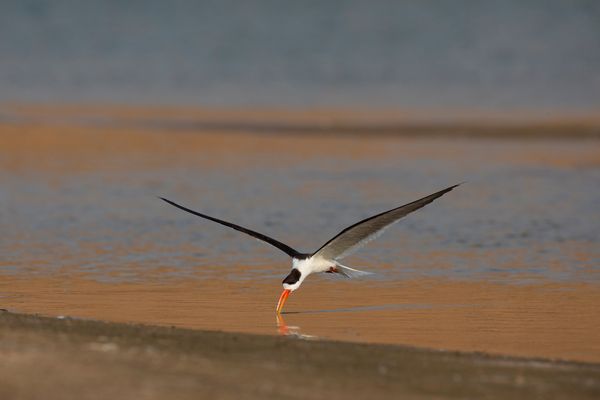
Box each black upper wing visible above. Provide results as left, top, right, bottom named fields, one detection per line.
left=160, top=197, right=303, bottom=258
left=311, top=184, right=461, bottom=260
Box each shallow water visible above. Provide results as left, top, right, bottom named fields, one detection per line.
left=1, top=121, right=598, bottom=284
left=0, top=112, right=599, bottom=361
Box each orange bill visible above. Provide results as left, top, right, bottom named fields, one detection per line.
left=276, top=289, right=291, bottom=314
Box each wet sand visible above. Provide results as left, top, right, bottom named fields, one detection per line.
left=1, top=104, right=599, bottom=369
left=1, top=273, right=599, bottom=363
left=1, top=311, right=599, bottom=400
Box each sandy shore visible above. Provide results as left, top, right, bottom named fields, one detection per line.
left=1, top=311, right=598, bottom=400
left=2, top=102, right=600, bottom=138
left=2, top=274, right=599, bottom=363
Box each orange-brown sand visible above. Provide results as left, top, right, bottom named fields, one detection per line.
left=2, top=120, right=600, bottom=177
left=2, top=273, right=599, bottom=363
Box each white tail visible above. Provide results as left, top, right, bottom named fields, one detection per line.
left=335, top=262, right=373, bottom=279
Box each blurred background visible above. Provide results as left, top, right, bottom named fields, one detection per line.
left=1, top=0, right=599, bottom=109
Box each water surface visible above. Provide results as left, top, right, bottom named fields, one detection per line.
left=0, top=110, right=599, bottom=361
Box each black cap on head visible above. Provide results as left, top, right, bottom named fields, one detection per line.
left=283, top=269, right=301, bottom=285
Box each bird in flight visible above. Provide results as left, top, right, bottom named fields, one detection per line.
left=160, top=184, right=460, bottom=314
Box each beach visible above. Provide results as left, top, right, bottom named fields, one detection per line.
left=1, top=311, right=599, bottom=400
left=1, top=273, right=600, bottom=363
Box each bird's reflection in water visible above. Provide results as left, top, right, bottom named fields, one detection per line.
left=276, top=304, right=445, bottom=339
left=276, top=314, right=316, bottom=340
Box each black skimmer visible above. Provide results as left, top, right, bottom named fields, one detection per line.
left=160, top=184, right=460, bottom=314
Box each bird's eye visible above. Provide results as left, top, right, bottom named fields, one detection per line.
left=282, top=269, right=301, bottom=285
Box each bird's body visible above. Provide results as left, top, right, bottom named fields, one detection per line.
left=292, top=256, right=330, bottom=278
left=286, top=256, right=371, bottom=287
left=285, top=257, right=324, bottom=290
left=160, top=184, right=460, bottom=313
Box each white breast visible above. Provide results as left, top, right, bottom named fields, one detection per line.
left=292, top=256, right=333, bottom=276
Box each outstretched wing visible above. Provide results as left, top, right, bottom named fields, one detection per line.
left=160, top=197, right=303, bottom=258
left=312, top=184, right=461, bottom=261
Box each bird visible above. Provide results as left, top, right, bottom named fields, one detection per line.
left=160, top=184, right=460, bottom=314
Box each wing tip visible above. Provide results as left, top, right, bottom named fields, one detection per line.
left=158, top=196, right=176, bottom=205
left=444, top=182, right=464, bottom=193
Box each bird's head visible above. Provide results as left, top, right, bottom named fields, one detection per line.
left=276, top=268, right=303, bottom=313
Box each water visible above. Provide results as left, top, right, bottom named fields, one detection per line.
left=1, top=123, right=598, bottom=283
left=1, top=0, right=599, bottom=109
left=1, top=113, right=599, bottom=361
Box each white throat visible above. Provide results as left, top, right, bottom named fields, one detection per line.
left=283, top=256, right=333, bottom=291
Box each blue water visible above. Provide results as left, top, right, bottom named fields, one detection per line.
left=1, top=133, right=598, bottom=284
left=1, top=0, right=599, bottom=109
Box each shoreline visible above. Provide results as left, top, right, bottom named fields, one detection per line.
left=2, top=273, right=599, bottom=364
left=1, top=310, right=598, bottom=399
left=2, top=102, right=600, bottom=138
